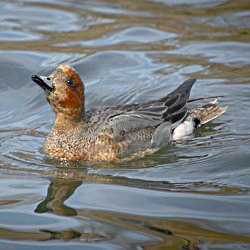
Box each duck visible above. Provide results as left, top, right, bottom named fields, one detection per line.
left=31, top=65, right=227, bottom=161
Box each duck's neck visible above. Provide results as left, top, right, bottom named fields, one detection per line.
left=44, top=112, right=88, bottom=161
left=53, top=112, right=86, bottom=133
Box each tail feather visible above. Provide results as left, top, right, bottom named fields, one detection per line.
left=188, top=99, right=228, bottom=127
left=172, top=99, right=227, bottom=141
left=188, top=95, right=225, bottom=103
left=172, top=78, right=196, bottom=96
left=160, top=78, right=196, bottom=123
left=158, top=78, right=196, bottom=103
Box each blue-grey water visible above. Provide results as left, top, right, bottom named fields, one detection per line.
left=0, top=0, right=250, bottom=249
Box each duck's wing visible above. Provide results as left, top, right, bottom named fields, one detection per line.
left=104, top=79, right=196, bottom=143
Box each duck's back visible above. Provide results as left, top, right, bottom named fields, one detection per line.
left=85, top=79, right=196, bottom=160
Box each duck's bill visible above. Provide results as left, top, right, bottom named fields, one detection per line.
left=31, top=75, right=53, bottom=92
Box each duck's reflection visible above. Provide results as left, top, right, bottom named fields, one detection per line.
left=33, top=174, right=238, bottom=248
left=35, top=178, right=81, bottom=216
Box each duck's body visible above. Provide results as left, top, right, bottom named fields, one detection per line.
left=32, top=65, right=227, bottom=161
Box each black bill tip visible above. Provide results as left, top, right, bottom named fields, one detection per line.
left=32, top=75, right=53, bottom=92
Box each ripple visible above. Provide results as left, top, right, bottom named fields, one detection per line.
left=0, top=210, right=81, bottom=230
left=74, top=51, right=169, bottom=108
left=58, top=27, right=178, bottom=48
left=0, top=3, right=81, bottom=32
left=0, top=31, right=43, bottom=42
left=152, top=0, right=228, bottom=7
left=194, top=10, right=250, bottom=29
left=81, top=1, right=158, bottom=17
left=67, top=183, right=250, bottom=220
left=168, top=41, right=250, bottom=67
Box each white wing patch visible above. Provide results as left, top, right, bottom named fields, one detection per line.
left=171, top=120, right=195, bottom=141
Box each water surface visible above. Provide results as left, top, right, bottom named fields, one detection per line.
left=0, top=0, right=250, bottom=249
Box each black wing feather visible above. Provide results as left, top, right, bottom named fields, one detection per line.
left=89, top=79, right=196, bottom=141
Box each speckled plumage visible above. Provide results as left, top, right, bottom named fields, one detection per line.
left=32, top=65, right=227, bottom=162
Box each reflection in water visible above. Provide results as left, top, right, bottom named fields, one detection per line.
left=0, top=0, right=250, bottom=249
left=35, top=179, right=81, bottom=216
left=27, top=176, right=250, bottom=248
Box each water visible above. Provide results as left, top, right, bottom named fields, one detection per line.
left=0, top=0, right=250, bottom=249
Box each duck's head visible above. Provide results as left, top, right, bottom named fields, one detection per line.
left=32, top=65, right=85, bottom=121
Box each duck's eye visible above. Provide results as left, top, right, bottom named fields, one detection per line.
left=66, top=78, right=76, bottom=88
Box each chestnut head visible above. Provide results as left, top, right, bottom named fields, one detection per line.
left=32, top=65, right=85, bottom=121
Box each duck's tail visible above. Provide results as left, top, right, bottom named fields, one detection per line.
left=171, top=99, right=227, bottom=141
left=188, top=99, right=228, bottom=127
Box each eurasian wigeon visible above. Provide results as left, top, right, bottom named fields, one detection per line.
left=32, top=65, right=227, bottom=161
